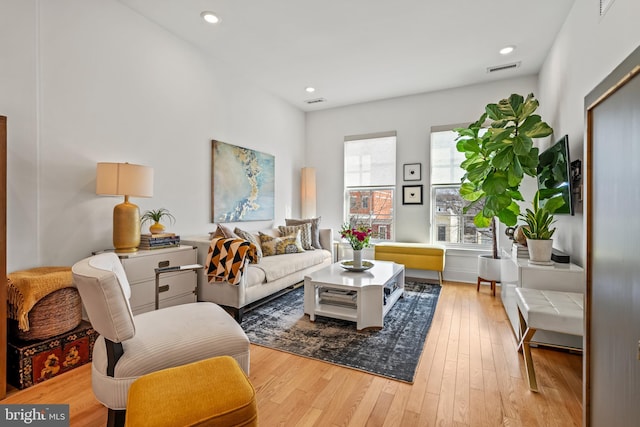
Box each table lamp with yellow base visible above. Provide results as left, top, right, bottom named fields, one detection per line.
left=96, top=162, right=154, bottom=253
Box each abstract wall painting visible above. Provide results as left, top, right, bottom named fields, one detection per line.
left=211, top=140, right=275, bottom=222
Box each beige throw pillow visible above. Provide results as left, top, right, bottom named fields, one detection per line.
left=209, top=223, right=239, bottom=240
left=285, top=217, right=322, bottom=249
left=258, top=231, right=305, bottom=256
left=234, top=227, right=263, bottom=262
left=278, top=223, right=314, bottom=250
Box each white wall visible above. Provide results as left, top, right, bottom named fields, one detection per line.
left=1, top=0, right=306, bottom=271
left=0, top=0, right=39, bottom=271
left=305, top=76, right=538, bottom=282
left=538, top=0, right=640, bottom=266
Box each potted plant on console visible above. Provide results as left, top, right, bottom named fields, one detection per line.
left=141, top=208, right=175, bottom=234
left=455, top=93, right=553, bottom=287
left=520, top=190, right=564, bottom=264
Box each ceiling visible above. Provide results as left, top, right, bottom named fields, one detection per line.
left=118, top=0, right=576, bottom=112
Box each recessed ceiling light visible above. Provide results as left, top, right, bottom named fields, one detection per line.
left=500, top=45, right=515, bottom=55
left=201, top=11, right=220, bottom=24
left=305, top=87, right=316, bottom=93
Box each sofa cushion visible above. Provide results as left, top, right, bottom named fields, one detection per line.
left=285, top=217, right=322, bottom=249
left=278, top=223, right=314, bottom=250
left=258, top=231, right=305, bottom=256
left=250, top=249, right=330, bottom=283
left=234, top=228, right=263, bottom=263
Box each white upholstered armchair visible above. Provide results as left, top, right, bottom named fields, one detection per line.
left=72, top=252, right=250, bottom=427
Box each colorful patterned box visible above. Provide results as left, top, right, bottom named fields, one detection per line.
left=7, top=320, right=98, bottom=389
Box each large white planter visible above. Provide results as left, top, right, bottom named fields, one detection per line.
left=478, top=254, right=501, bottom=282
left=526, top=239, right=553, bottom=263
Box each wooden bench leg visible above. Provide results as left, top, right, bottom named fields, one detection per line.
left=517, top=307, right=539, bottom=392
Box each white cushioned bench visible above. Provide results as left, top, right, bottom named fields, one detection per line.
left=515, top=288, right=584, bottom=392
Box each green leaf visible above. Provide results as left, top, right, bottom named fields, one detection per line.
left=460, top=183, right=484, bottom=202
left=455, top=128, right=476, bottom=138
left=473, top=211, right=492, bottom=228
left=513, top=135, right=533, bottom=156
left=498, top=94, right=524, bottom=117
left=489, top=119, right=510, bottom=129
left=520, top=94, right=539, bottom=118
left=467, top=160, right=491, bottom=182
left=507, top=156, right=524, bottom=186
left=482, top=171, right=508, bottom=195
left=487, top=127, right=512, bottom=145
left=457, top=138, right=481, bottom=154
left=518, top=114, right=542, bottom=134
left=485, top=103, right=502, bottom=121
left=497, top=208, right=518, bottom=226
left=543, top=195, right=565, bottom=214
left=492, top=146, right=514, bottom=170
left=525, top=120, right=553, bottom=138
left=507, top=189, right=524, bottom=202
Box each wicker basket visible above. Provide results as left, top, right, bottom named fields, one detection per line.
left=10, top=287, right=83, bottom=341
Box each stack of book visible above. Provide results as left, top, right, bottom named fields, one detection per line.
left=383, top=281, right=399, bottom=305
left=512, top=243, right=529, bottom=259
left=139, top=233, right=181, bottom=250
left=318, top=288, right=357, bottom=308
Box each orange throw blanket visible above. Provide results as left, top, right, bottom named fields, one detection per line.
left=206, top=238, right=257, bottom=285
left=7, top=267, right=73, bottom=331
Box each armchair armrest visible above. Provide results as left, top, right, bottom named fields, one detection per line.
left=319, top=228, right=334, bottom=260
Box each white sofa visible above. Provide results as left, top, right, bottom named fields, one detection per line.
left=182, top=228, right=333, bottom=321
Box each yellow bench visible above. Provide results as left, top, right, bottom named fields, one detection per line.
left=374, top=243, right=446, bottom=285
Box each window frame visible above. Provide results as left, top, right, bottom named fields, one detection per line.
left=430, top=126, right=491, bottom=249
left=343, top=131, right=397, bottom=242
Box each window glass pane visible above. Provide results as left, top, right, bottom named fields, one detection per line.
left=431, top=129, right=486, bottom=185
left=344, top=136, right=396, bottom=187
left=433, top=186, right=491, bottom=245
left=346, top=188, right=394, bottom=240
left=431, top=130, right=466, bottom=185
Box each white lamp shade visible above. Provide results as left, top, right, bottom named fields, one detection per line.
left=96, top=162, right=154, bottom=198
left=301, top=167, right=316, bottom=218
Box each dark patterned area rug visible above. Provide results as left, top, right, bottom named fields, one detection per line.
left=241, top=281, right=441, bottom=383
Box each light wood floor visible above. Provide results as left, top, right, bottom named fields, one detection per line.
left=2, top=282, right=582, bottom=426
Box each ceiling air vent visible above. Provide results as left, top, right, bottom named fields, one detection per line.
left=304, top=97, right=326, bottom=104
left=487, top=61, right=521, bottom=74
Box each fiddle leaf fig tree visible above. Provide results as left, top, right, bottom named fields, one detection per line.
left=455, top=93, right=553, bottom=257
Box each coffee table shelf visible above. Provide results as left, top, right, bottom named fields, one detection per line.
left=303, top=260, right=405, bottom=330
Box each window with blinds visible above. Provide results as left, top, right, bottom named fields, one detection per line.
left=344, top=132, right=396, bottom=241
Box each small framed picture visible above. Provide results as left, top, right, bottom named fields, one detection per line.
left=403, top=163, right=421, bottom=181
left=402, top=185, right=423, bottom=205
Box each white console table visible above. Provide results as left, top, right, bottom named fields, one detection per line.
left=500, top=250, right=585, bottom=348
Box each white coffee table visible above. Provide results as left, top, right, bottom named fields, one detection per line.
left=303, top=260, right=405, bottom=330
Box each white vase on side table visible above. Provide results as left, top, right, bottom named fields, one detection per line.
left=352, top=250, right=363, bottom=269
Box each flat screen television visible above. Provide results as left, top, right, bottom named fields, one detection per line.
left=537, top=135, right=573, bottom=215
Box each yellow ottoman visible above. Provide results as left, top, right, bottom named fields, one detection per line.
left=374, top=243, right=446, bottom=285
left=125, top=356, right=257, bottom=427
